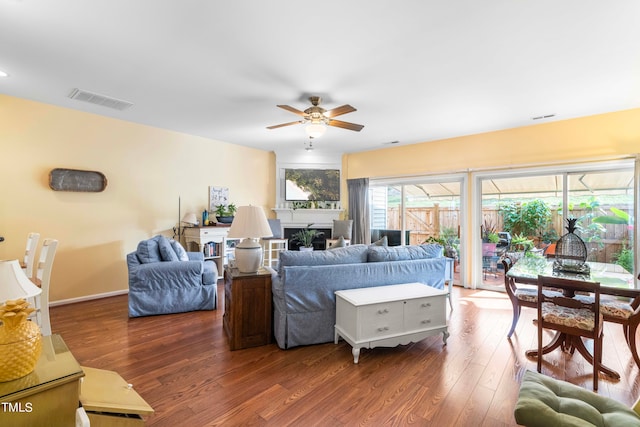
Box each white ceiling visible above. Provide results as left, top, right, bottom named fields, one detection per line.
left=1, top=1, right=639, bottom=155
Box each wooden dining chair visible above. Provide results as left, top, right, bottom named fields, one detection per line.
left=29, top=238, right=58, bottom=336
left=536, top=274, right=602, bottom=390
left=503, top=257, right=562, bottom=338
left=21, top=232, right=40, bottom=281
left=576, top=274, right=640, bottom=369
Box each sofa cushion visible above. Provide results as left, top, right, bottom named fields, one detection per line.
left=136, top=237, right=162, bottom=264
left=420, top=243, right=445, bottom=258
left=367, top=243, right=443, bottom=262
left=279, top=244, right=368, bottom=275
left=158, top=236, right=180, bottom=262
left=170, top=239, right=189, bottom=261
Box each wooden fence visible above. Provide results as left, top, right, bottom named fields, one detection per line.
left=386, top=206, right=632, bottom=263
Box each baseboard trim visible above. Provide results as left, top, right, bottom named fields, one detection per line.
left=50, top=289, right=129, bottom=307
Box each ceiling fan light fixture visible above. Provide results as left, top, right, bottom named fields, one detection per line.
left=305, top=123, right=326, bottom=138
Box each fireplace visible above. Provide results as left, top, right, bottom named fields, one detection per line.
left=272, top=207, right=343, bottom=250
left=284, top=227, right=332, bottom=251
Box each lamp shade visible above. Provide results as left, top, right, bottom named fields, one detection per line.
left=181, top=212, right=199, bottom=225
left=227, top=206, right=273, bottom=239
left=0, top=260, right=42, bottom=302
left=227, top=206, right=273, bottom=273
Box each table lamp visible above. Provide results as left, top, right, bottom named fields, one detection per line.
left=227, top=205, right=273, bottom=273
left=181, top=212, right=199, bottom=226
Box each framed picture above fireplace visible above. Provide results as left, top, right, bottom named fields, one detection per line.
left=285, top=168, right=340, bottom=201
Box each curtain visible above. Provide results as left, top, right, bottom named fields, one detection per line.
left=347, top=178, right=370, bottom=244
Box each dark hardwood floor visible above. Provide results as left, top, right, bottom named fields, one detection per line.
left=51, top=285, right=640, bottom=426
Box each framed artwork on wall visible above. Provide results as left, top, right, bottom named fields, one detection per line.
left=209, top=186, right=229, bottom=211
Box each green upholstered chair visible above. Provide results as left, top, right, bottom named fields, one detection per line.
left=514, top=370, right=640, bottom=426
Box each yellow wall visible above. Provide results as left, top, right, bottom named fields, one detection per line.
left=344, top=108, right=640, bottom=178
left=0, top=95, right=275, bottom=302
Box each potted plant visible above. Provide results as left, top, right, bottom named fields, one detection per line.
left=214, top=203, right=237, bottom=224
left=481, top=220, right=500, bottom=256
left=291, top=224, right=323, bottom=251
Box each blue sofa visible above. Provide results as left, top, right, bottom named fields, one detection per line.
left=127, top=235, right=218, bottom=317
left=272, top=244, right=449, bottom=349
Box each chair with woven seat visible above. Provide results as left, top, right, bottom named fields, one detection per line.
left=21, top=232, right=40, bottom=281
left=502, top=257, right=563, bottom=338
left=536, top=274, right=602, bottom=390
left=574, top=274, right=640, bottom=369
left=601, top=294, right=640, bottom=368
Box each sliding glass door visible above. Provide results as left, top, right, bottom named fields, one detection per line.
left=566, top=169, right=635, bottom=274
left=475, top=160, right=636, bottom=290
left=370, top=175, right=465, bottom=284
left=480, top=173, right=562, bottom=289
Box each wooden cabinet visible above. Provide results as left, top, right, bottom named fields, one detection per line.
left=334, top=283, right=449, bottom=363
left=223, top=267, right=273, bottom=350
left=0, top=334, right=84, bottom=427
left=183, top=226, right=239, bottom=276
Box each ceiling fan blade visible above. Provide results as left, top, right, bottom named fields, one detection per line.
left=324, top=104, right=356, bottom=118
left=327, top=119, right=364, bottom=132
left=277, top=105, right=306, bottom=117
left=266, top=120, right=303, bottom=129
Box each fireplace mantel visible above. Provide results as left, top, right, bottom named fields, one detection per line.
left=272, top=208, right=343, bottom=229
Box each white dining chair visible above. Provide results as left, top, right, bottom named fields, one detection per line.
left=21, top=232, right=40, bottom=281
left=30, top=238, right=58, bottom=336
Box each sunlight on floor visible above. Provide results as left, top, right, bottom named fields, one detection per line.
left=458, top=289, right=512, bottom=310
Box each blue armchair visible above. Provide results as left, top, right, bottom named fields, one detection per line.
left=127, top=235, right=218, bottom=317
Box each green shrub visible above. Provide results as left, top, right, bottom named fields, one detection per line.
left=500, top=199, right=551, bottom=237
left=615, top=248, right=634, bottom=274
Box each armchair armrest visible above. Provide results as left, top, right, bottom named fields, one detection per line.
left=187, top=252, right=204, bottom=261
left=130, top=261, right=204, bottom=290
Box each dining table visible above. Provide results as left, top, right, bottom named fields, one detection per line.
left=506, top=256, right=639, bottom=379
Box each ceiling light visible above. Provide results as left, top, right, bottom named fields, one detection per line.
left=305, top=123, right=326, bottom=138
left=0, top=70, right=9, bottom=78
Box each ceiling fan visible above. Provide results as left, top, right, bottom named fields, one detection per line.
left=267, top=96, right=364, bottom=136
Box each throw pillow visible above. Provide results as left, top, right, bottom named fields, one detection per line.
left=170, top=239, right=189, bottom=261
left=371, top=236, right=388, bottom=246
left=158, top=236, right=179, bottom=262
left=136, top=237, right=162, bottom=264
left=328, top=236, right=348, bottom=249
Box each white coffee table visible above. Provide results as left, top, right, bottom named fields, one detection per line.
left=334, top=282, right=449, bottom=363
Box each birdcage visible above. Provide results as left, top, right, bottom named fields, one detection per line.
left=553, top=218, right=590, bottom=274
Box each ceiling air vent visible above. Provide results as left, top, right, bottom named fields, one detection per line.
left=68, top=88, right=133, bottom=111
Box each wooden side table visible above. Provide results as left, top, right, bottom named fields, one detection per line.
left=223, top=266, right=273, bottom=350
